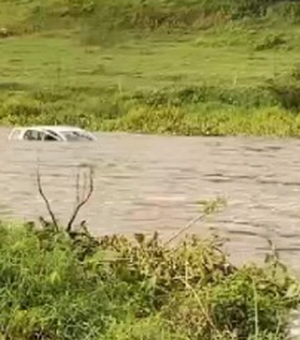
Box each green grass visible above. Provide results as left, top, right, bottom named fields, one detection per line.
left=0, top=35, right=286, bottom=88
left=2, top=3, right=300, bottom=337
left=1, top=0, right=300, bottom=135
left=0, top=219, right=299, bottom=340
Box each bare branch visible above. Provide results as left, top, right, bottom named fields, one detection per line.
left=66, top=166, right=94, bottom=233
left=164, top=198, right=226, bottom=246
left=164, top=213, right=206, bottom=246
left=36, top=167, right=59, bottom=232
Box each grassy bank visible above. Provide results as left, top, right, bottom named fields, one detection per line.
left=1, top=1, right=300, bottom=135
left=0, top=219, right=299, bottom=340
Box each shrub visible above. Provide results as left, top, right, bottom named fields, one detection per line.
left=0, top=220, right=298, bottom=340
left=253, top=33, right=287, bottom=51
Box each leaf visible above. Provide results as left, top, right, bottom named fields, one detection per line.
left=285, top=283, right=300, bottom=299
left=134, top=233, right=145, bottom=245
left=49, top=271, right=61, bottom=284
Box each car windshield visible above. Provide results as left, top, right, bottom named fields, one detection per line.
left=60, top=130, right=94, bottom=141
left=9, top=129, right=23, bottom=139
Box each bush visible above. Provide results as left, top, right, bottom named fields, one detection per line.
left=266, top=1, right=300, bottom=23
left=131, top=85, right=276, bottom=108
left=0, top=220, right=298, bottom=340
left=4, top=0, right=300, bottom=37
left=253, top=33, right=287, bottom=51
left=265, top=65, right=300, bottom=111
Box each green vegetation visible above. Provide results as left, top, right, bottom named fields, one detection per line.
left=3, top=3, right=300, bottom=337
left=1, top=0, right=300, bottom=135
left=0, top=177, right=299, bottom=340
left=0, top=218, right=299, bottom=340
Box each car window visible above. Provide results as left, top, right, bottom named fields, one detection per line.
left=23, top=129, right=61, bottom=141
left=43, top=134, right=57, bottom=141
left=45, top=130, right=61, bottom=141
left=10, top=129, right=22, bottom=139
left=24, top=129, right=42, bottom=141
left=61, top=131, right=94, bottom=141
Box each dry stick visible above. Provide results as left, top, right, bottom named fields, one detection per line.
left=253, top=279, right=259, bottom=340
left=164, top=199, right=226, bottom=246
left=36, top=167, right=59, bottom=231
left=66, top=167, right=94, bottom=233
left=164, top=213, right=206, bottom=246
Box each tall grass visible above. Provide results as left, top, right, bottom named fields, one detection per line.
left=2, top=80, right=300, bottom=136
left=0, top=219, right=298, bottom=340
left=2, top=0, right=300, bottom=37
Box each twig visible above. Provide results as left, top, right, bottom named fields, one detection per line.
left=253, top=279, right=259, bottom=340
left=36, top=167, right=59, bottom=231
left=164, top=198, right=226, bottom=246
left=164, top=213, right=206, bottom=246
left=66, top=166, right=94, bottom=232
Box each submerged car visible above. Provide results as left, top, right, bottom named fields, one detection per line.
left=8, top=125, right=97, bottom=142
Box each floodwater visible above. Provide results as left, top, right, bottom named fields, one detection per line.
left=1, top=128, right=300, bottom=272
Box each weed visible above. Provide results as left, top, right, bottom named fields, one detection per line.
left=0, top=167, right=298, bottom=339
left=253, top=33, right=287, bottom=51
left=0, top=219, right=298, bottom=340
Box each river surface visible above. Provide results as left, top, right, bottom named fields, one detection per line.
left=1, top=128, right=300, bottom=272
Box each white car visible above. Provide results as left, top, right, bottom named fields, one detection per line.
left=8, top=125, right=97, bottom=142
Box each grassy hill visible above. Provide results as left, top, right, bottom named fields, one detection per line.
left=1, top=0, right=300, bottom=135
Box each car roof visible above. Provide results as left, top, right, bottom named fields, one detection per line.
left=12, top=125, right=87, bottom=133
left=31, top=125, right=86, bottom=132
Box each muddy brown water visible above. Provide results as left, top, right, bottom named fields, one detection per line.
left=1, top=128, right=300, bottom=272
